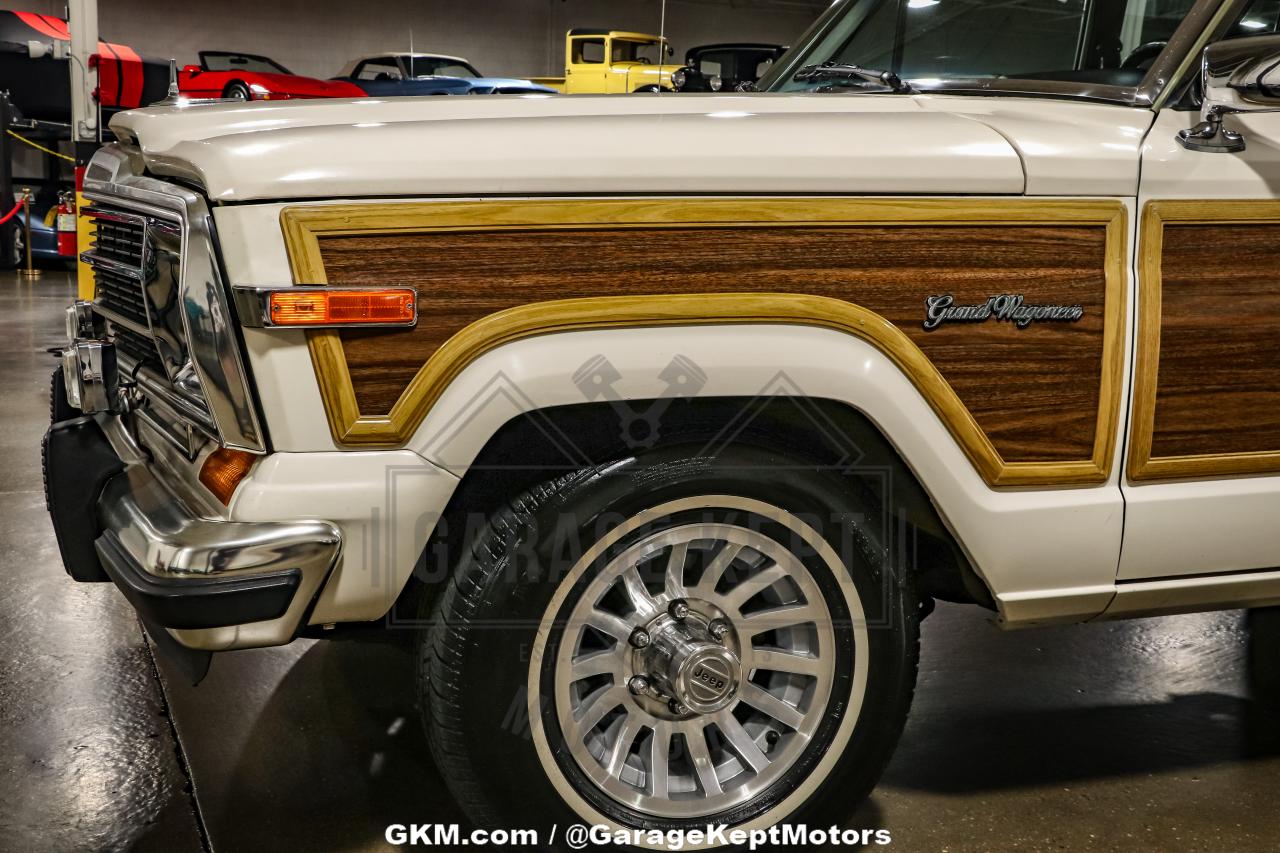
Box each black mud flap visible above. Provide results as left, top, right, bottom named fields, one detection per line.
left=42, top=413, right=124, bottom=582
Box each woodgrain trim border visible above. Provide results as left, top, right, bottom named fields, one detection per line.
left=1130, top=199, right=1280, bottom=481
left=282, top=197, right=1128, bottom=488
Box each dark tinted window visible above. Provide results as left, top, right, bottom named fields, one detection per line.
left=842, top=0, right=1092, bottom=78
left=766, top=0, right=1201, bottom=90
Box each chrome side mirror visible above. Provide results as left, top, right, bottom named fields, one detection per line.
left=1180, top=35, right=1280, bottom=153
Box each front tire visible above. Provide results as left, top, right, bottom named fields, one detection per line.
left=222, top=81, right=252, bottom=101
left=419, top=446, right=918, bottom=848
left=8, top=220, right=24, bottom=269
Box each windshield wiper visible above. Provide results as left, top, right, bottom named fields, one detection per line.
left=793, top=62, right=913, bottom=94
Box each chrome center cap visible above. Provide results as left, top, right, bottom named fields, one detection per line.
left=672, top=645, right=740, bottom=714
left=636, top=608, right=742, bottom=717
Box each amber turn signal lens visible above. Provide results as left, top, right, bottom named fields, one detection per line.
left=199, top=448, right=257, bottom=505
left=267, top=289, right=417, bottom=327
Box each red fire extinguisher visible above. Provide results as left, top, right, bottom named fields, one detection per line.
left=56, top=191, right=77, bottom=258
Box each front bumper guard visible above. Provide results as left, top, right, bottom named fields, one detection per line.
left=43, top=410, right=342, bottom=678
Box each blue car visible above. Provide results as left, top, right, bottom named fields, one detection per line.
left=6, top=188, right=70, bottom=268
left=333, top=53, right=556, bottom=96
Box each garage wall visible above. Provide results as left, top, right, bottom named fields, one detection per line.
left=4, top=1, right=825, bottom=79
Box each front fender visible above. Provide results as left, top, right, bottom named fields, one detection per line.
left=404, top=323, right=1123, bottom=625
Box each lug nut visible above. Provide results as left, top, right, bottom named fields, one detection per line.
left=708, top=618, right=731, bottom=642
left=628, top=675, right=650, bottom=696
left=629, top=628, right=651, bottom=649
left=668, top=598, right=690, bottom=621
left=668, top=699, right=688, bottom=716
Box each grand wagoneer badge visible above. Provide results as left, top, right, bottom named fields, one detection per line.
left=923, top=294, right=1085, bottom=331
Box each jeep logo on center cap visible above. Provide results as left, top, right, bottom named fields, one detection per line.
left=677, top=648, right=739, bottom=713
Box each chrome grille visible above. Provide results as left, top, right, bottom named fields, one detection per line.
left=85, top=206, right=150, bottom=328
left=93, top=265, right=148, bottom=327
left=81, top=200, right=211, bottom=456
left=109, top=322, right=163, bottom=370
left=90, top=213, right=145, bottom=267
left=82, top=142, right=266, bottom=454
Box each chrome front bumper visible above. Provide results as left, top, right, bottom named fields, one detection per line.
left=44, top=401, right=342, bottom=665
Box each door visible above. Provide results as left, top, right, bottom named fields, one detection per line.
left=1122, top=8, right=1280, bottom=580
left=565, top=37, right=607, bottom=93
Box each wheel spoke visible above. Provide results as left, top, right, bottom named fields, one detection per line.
left=738, top=682, right=804, bottom=730
left=621, top=566, right=659, bottom=620
left=605, top=713, right=641, bottom=778
left=648, top=723, right=671, bottom=799
left=572, top=685, right=625, bottom=739
left=746, top=648, right=824, bottom=678
left=740, top=603, right=821, bottom=633
left=664, top=541, right=689, bottom=600
left=583, top=609, right=634, bottom=644
left=570, top=649, right=619, bottom=682
left=694, top=542, right=745, bottom=597
left=683, top=723, right=723, bottom=796
left=723, top=562, right=788, bottom=611
left=715, top=712, right=770, bottom=775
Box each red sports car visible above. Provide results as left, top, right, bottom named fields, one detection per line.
left=179, top=51, right=364, bottom=101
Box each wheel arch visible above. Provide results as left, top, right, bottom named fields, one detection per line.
left=390, top=395, right=995, bottom=626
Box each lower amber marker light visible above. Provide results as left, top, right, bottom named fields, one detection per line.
left=267, top=289, right=417, bottom=327
left=200, top=448, right=257, bottom=505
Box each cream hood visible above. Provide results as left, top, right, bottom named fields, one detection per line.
left=108, top=93, right=1152, bottom=202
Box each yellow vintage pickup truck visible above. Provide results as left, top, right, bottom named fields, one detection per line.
left=531, top=28, right=686, bottom=93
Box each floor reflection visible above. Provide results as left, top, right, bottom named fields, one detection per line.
left=151, top=601, right=1280, bottom=852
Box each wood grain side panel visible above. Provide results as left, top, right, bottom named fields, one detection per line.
left=319, top=225, right=1108, bottom=463
left=1151, top=222, right=1280, bottom=458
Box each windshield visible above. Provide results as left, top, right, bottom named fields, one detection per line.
left=694, top=49, right=780, bottom=80
left=200, top=52, right=291, bottom=75
left=762, top=0, right=1280, bottom=93
left=404, top=56, right=480, bottom=78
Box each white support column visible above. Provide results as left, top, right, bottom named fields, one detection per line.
left=67, top=0, right=99, bottom=142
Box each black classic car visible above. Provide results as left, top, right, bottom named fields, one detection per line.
left=672, top=42, right=788, bottom=92
left=0, top=9, right=169, bottom=122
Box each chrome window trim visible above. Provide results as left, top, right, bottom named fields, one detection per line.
left=84, top=144, right=267, bottom=453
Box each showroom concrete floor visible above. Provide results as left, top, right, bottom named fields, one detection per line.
left=5, top=269, right=1280, bottom=852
